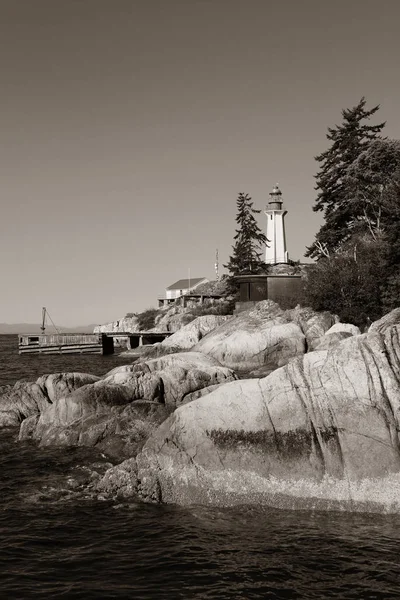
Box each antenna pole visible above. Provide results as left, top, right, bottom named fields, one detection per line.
left=41, top=307, right=46, bottom=334
left=215, top=249, right=219, bottom=281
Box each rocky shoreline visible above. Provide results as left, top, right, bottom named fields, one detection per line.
left=2, top=300, right=400, bottom=513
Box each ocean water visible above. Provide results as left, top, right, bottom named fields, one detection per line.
left=1, top=334, right=400, bottom=598
left=0, top=334, right=127, bottom=388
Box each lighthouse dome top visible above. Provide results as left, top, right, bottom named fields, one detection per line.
left=270, top=183, right=282, bottom=196
left=267, top=183, right=284, bottom=209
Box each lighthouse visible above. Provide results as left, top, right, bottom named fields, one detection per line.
left=264, top=184, right=289, bottom=264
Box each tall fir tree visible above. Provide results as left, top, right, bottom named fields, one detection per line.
left=336, top=138, right=400, bottom=255
left=225, top=193, right=267, bottom=275
left=306, top=97, right=385, bottom=259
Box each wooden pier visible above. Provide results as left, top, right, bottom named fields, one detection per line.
left=104, top=331, right=172, bottom=349
left=18, top=331, right=172, bottom=355
left=18, top=333, right=114, bottom=355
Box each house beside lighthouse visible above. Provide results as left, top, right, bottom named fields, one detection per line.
left=234, top=183, right=305, bottom=312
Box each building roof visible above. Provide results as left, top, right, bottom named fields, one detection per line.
left=166, top=278, right=208, bottom=290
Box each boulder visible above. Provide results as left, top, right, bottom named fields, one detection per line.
left=19, top=353, right=236, bottom=453
left=188, top=302, right=338, bottom=374
left=94, top=316, right=140, bottom=334
left=21, top=400, right=170, bottom=460
left=103, top=352, right=236, bottom=408
left=0, top=372, right=100, bottom=427
left=19, top=414, right=40, bottom=438
left=132, top=325, right=400, bottom=512
left=152, top=297, right=234, bottom=333
left=192, top=302, right=306, bottom=373
left=93, top=402, right=170, bottom=460
left=246, top=299, right=286, bottom=319
left=153, top=308, right=196, bottom=333
left=159, top=315, right=232, bottom=350
left=18, top=379, right=165, bottom=449
left=325, top=323, right=361, bottom=337
left=28, top=382, right=135, bottom=431
left=309, top=321, right=360, bottom=351
left=180, top=382, right=229, bottom=405
left=130, top=315, right=233, bottom=360
left=313, top=331, right=353, bottom=351
left=94, top=457, right=138, bottom=498
left=287, top=307, right=338, bottom=350
left=369, top=308, right=400, bottom=334
left=36, top=372, right=101, bottom=402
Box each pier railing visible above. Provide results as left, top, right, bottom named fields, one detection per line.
left=157, top=289, right=196, bottom=300
left=18, top=333, right=102, bottom=347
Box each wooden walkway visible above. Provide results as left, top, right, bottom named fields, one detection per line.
left=103, top=331, right=172, bottom=349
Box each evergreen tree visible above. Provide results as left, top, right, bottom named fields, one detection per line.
left=303, top=138, right=400, bottom=326
left=306, top=98, right=385, bottom=259
left=344, top=138, right=400, bottom=244
left=303, top=235, right=388, bottom=328
left=225, top=193, right=267, bottom=275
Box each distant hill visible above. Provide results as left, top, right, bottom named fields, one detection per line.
left=0, top=324, right=98, bottom=334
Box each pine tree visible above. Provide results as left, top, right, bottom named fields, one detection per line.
left=344, top=138, right=400, bottom=242
left=225, top=193, right=267, bottom=275
left=306, top=98, right=385, bottom=258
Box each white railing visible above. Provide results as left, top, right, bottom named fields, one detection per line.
left=157, top=289, right=194, bottom=300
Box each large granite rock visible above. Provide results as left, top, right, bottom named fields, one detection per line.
left=325, top=322, right=361, bottom=337
left=313, top=331, right=353, bottom=351
left=94, top=316, right=140, bottom=334
left=311, top=321, right=361, bottom=352
left=153, top=307, right=196, bottom=333
left=0, top=373, right=100, bottom=427
left=94, top=456, right=139, bottom=498
left=136, top=315, right=233, bottom=359
left=129, top=325, right=400, bottom=512
left=191, top=301, right=308, bottom=373
left=19, top=353, right=236, bottom=453
left=20, top=400, right=170, bottom=461
left=369, top=308, right=400, bottom=334
left=103, top=352, right=236, bottom=408
left=286, top=306, right=338, bottom=350
left=95, top=307, right=200, bottom=336
left=159, top=315, right=232, bottom=349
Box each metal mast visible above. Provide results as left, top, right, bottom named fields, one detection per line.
left=40, top=307, right=46, bottom=334
left=215, top=249, right=219, bottom=281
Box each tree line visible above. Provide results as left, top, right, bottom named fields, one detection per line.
left=304, top=98, right=400, bottom=328
left=225, top=97, right=400, bottom=328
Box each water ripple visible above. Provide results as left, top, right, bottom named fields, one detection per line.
left=1, top=338, right=400, bottom=597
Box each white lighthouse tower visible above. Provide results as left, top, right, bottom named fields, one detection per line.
left=264, top=184, right=289, bottom=264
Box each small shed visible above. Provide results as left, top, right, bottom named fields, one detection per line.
left=235, top=274, right=304, bottom=311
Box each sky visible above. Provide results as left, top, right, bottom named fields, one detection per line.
left=1, top=0, right=400, bottom=326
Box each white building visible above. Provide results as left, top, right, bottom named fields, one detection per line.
left=158, top=277, right=209, bottom=306
left=264, top=184, right=289, bottom=264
